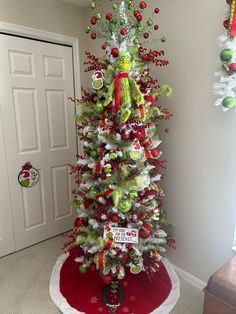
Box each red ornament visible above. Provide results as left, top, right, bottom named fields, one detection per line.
left=110, top=214, right=119, bottom=222
left=102, top=274, right=113, bottom=285
left=84, top=198, right=93, bottom=209
left=139, top=1, right=147, bottom=9
left=91, top=33, right=97, bottom=40
left=133, top=10, right=140, bottom=17
left=154, top=24, right=159, bottom=31
left=144, top=32, right=149, bottom=39
left=106, top=12, right=113, bottom=21
left=223, top=19, right=229, bottom=30
left=74, top=218, right=83, bottom=227
left=121, top=132, right=130, bottom=140
left=89, top=263, right=96, bottom=272
left=120, top=28, right=127, bottom=36
left=139, top=229, right=151, bottom=239
left=230, top=63, right=236, bottom=72
left=102, top=43, right=107, bottom=50
left=144, top=95, right=155, bottom=107
left=154, top=8, right=160, bottom=14
left=151, top=148, right=160, bottom=158
left=100, top=121, right=106, bottom=127
left=100, top=173, right=107, bottom=180
left=136, top=15, right=142, bottom=22
left=111, top=47, right=119, bottom=57
left=90, top=16, right=97, bottom=25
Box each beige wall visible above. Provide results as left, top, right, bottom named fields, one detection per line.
left=89, top=0, right=236, bottom=282
left=0, top=0, right=88, bottom=85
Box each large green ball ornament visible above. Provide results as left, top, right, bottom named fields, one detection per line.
left=85, top=26, right=91, bottom=33
left=161, top=37, right=167, bottom=43
left=112, top=3, right=118, bottom=9
left=222, top=96, right=236, bottom=109
left=96, top=12, right=102, bottom=20
left=147, top=19, right=153, bottom=26
left=137, top=26, right=142, bottom=32
left=133, top=38, right=139, bottom=45
left=79, top=265, right=87, bottom=273
left=89, top=2, right=96, bottom=9
left=90, top=149, right=98, bottom=158
left=220, top=49, right=233, bottom=62
left=127, top=3, right=133, bottom=10
left=95, top=102, right=105, bottom=114
left=117, top=198, right=132, bottom=212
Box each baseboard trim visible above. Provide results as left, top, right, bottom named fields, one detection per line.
left=172, top=264, right=207, bottom=291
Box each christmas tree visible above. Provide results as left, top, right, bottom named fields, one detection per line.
left=65, top=0, right=174, bottom=286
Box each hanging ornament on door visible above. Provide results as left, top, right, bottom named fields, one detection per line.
left=18, top=162, right=39, bottom=188
left=214, top=0, right=236, bottom=111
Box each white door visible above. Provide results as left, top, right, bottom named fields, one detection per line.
left=0, top=34, right=77, bottom=255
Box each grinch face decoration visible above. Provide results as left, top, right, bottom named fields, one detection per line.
left=116, top=52, right=132, bottom=73
left=18, top=162, right=39, bottom=188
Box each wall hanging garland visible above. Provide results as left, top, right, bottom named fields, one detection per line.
left=214, top=0, right=236, bottom=111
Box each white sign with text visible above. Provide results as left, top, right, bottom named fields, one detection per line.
left=104, top=227, right=139, bottom=244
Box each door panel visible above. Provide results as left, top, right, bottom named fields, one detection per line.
left=0, top=35, right=77, bottom=254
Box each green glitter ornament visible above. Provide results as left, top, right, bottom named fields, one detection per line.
left=220, top=49, right=233, bottom=62
left=89, top=2, right=96, bottom=9
left=222, top=96, right=236, bottom=109
left=85, top=26, right=91, bottom=33
left=147, top=19, right=153, bottom=26
left=96, top=12, right=102, bottom=20
left=161, top=37, right=167, bottom=43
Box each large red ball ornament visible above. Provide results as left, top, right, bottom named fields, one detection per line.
left=102, top=274, right=113, bottom=285
left=154, top=24, right=159, bottom=30
left=110, top=214, right=119, bottom=222
left=229, top=63, right=236, bottom=72
left=106, top=12, right=113, bottom=20
left=144, top=32, right=149, bottom=39
left=139, top=229, right=151, bottom=239
left=91, top=33, right=97, bottom=39
left=111, top=47, right=119, bottom=57
left=139, top=1, right=147, bottom=9
left=120, top=28, right=127, bottom=36
left=90, top=16, right=97, bottom=25
left=154, top=8, right=160, bottom=14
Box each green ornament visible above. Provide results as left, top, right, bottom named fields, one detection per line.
left=137, top=26, right=142, bottom=33
left=127, top=3, right=132, bottom=10
left=96, top=12, right=102, bottom=20
left=109, top=152, right=117, bottom=160
left=112, top=18, right=118, bottom=25
left=128, top=191, right=138, bottom=200
left=112, top=3, right=118, bottom=9
left=161, top=37, right=167, bottom=43
left=120, top=18, right=126, bottom=26
left=95, top=102, right=105, bottom=114
left=89, top=187, right=99, bottom=199
left=133, top=38, right=139, bottom=45
left=104, top=164, right=112, bottom=174
left=85, top=26, right=91, bottom=33
left=79, top=265, right=87, bottom=273
left=222, top=96, right=236, bottom=109
left=117, top=273, right=125, bottom=280
left=117, top=198, right=132, bottom=213
left=147, top=19, right=153, bottom=27
left=159, top=238, right=167, bottom=246
left=89, top=2, right=96, bottom=9
left=220, top=49, right=233, bottom=62
left=89, top=149, right=98, bottom=158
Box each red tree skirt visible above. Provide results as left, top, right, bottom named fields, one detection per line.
left=50, top=254, right=180, bottom=314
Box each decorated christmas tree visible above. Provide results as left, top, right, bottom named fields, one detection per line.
left=65, top=0, right=174, bottom=286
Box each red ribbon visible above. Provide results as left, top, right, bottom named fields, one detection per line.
left=105, top=238, right=113, bottom=249
left=230, top=1, right=236, bottom=36
left=143, top=138, right=152, bottom=148
left=142, top=222, right=152, bottom=231
left=96, top=161, right=101, bottom=174
left=144, top=148, right=151, bottom=159
left=115, top=73, right=128, bottom=112
left=98, top=251, right=105, bottom=268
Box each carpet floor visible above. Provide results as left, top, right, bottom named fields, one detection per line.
left=0, top=236, right=204, bottom=314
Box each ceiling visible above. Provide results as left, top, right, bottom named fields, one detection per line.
left=60, top=0, right=90, bottom=7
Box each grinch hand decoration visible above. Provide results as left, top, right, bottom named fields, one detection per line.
left=65, top=0, right=174, bottom=297
left=104, top=52, right=144, bottom=122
